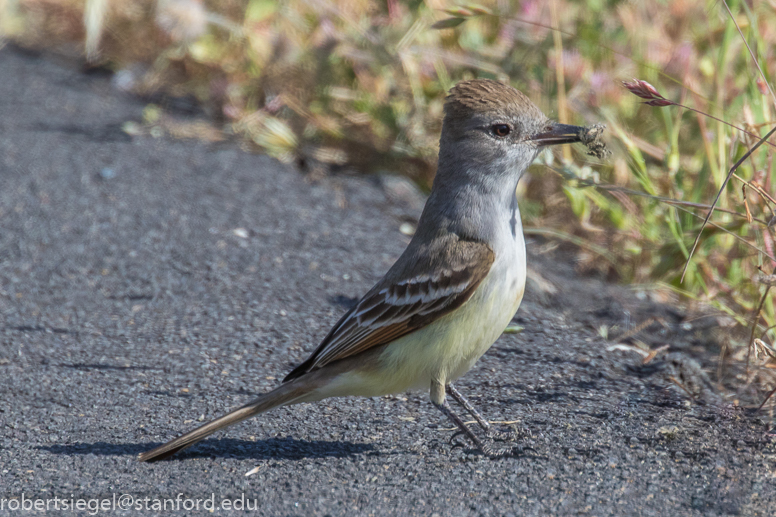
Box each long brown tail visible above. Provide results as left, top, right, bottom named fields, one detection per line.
left=138, top=381, right=308, bottom=462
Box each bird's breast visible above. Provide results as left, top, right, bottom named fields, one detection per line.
left=360, top=210, right=528, bottom=392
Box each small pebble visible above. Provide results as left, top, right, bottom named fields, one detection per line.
left=399, top=222, right=416, bottom=236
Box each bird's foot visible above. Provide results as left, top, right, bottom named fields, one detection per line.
left=449, top=435, right=469, bottom=451
left=450, top=430, right=467, bottom=444
left=486, top=422, right=529, bottom=442
left=481, top=441, right=534, bottom=459
left=449, top=428, right=533, bottom=458
left=486, top=427, right=518, bottom=442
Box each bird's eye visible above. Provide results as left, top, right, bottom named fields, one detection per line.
left=491, top=124, right=511, bottom=137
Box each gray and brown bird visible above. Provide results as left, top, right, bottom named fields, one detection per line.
left=139, top=79, right=595, bottom=462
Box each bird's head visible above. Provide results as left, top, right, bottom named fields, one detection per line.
left=437, top=79, right=583, bottom=184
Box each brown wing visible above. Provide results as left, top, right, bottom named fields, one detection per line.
left=283, top=235, right=494, bottom=382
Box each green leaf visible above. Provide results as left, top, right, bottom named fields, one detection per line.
left=431, top=18, right=466, bottom=30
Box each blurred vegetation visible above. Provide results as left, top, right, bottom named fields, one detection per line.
left=2, top=0, right=776, bottom=406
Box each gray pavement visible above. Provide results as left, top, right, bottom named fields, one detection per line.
left=1, top=46, right=775, bottom=516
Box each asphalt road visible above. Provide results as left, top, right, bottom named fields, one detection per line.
left=1, top=46, right=775, bottom=516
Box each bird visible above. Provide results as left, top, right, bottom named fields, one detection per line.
left=138, top=79, right=591, bottom=462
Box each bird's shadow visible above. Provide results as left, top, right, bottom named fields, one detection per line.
left=38, top=437, right=375, bottom=461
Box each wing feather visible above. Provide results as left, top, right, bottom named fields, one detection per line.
left=283, top=236, right=494, bottom=382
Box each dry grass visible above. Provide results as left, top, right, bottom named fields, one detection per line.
left=2, top=0, right=776, bottom=409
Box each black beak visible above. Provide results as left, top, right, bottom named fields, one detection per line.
left=529, top=123, right=584, bottom=146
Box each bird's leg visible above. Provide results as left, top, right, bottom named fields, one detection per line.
left=430, top=379, right=516, bottom=458
left=446, top=383, right=496, bottom=435
left=433, top=379, right=522, bottom=458
left=433, top=399, right=524, bottom=459
left=433, top=399, right=485, bottom=449
left=446, top=383, right=518, bottom=441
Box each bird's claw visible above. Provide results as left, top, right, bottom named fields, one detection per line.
left=450, top=437, right=468, bottom=451
left=486, top=427, right=518, bottom=442
left=481, top=442, right=535, bottom=459
left=450, top=430, right=467, bottom=444
left=486, top=423, right=529, bottom=442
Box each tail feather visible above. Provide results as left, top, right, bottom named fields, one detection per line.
left=138, top=381, right=306, bottom=462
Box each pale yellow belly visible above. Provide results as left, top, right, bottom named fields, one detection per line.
left=311, top=256, right=525, bottom=401
left=383, top=260, right=526, bottom=387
